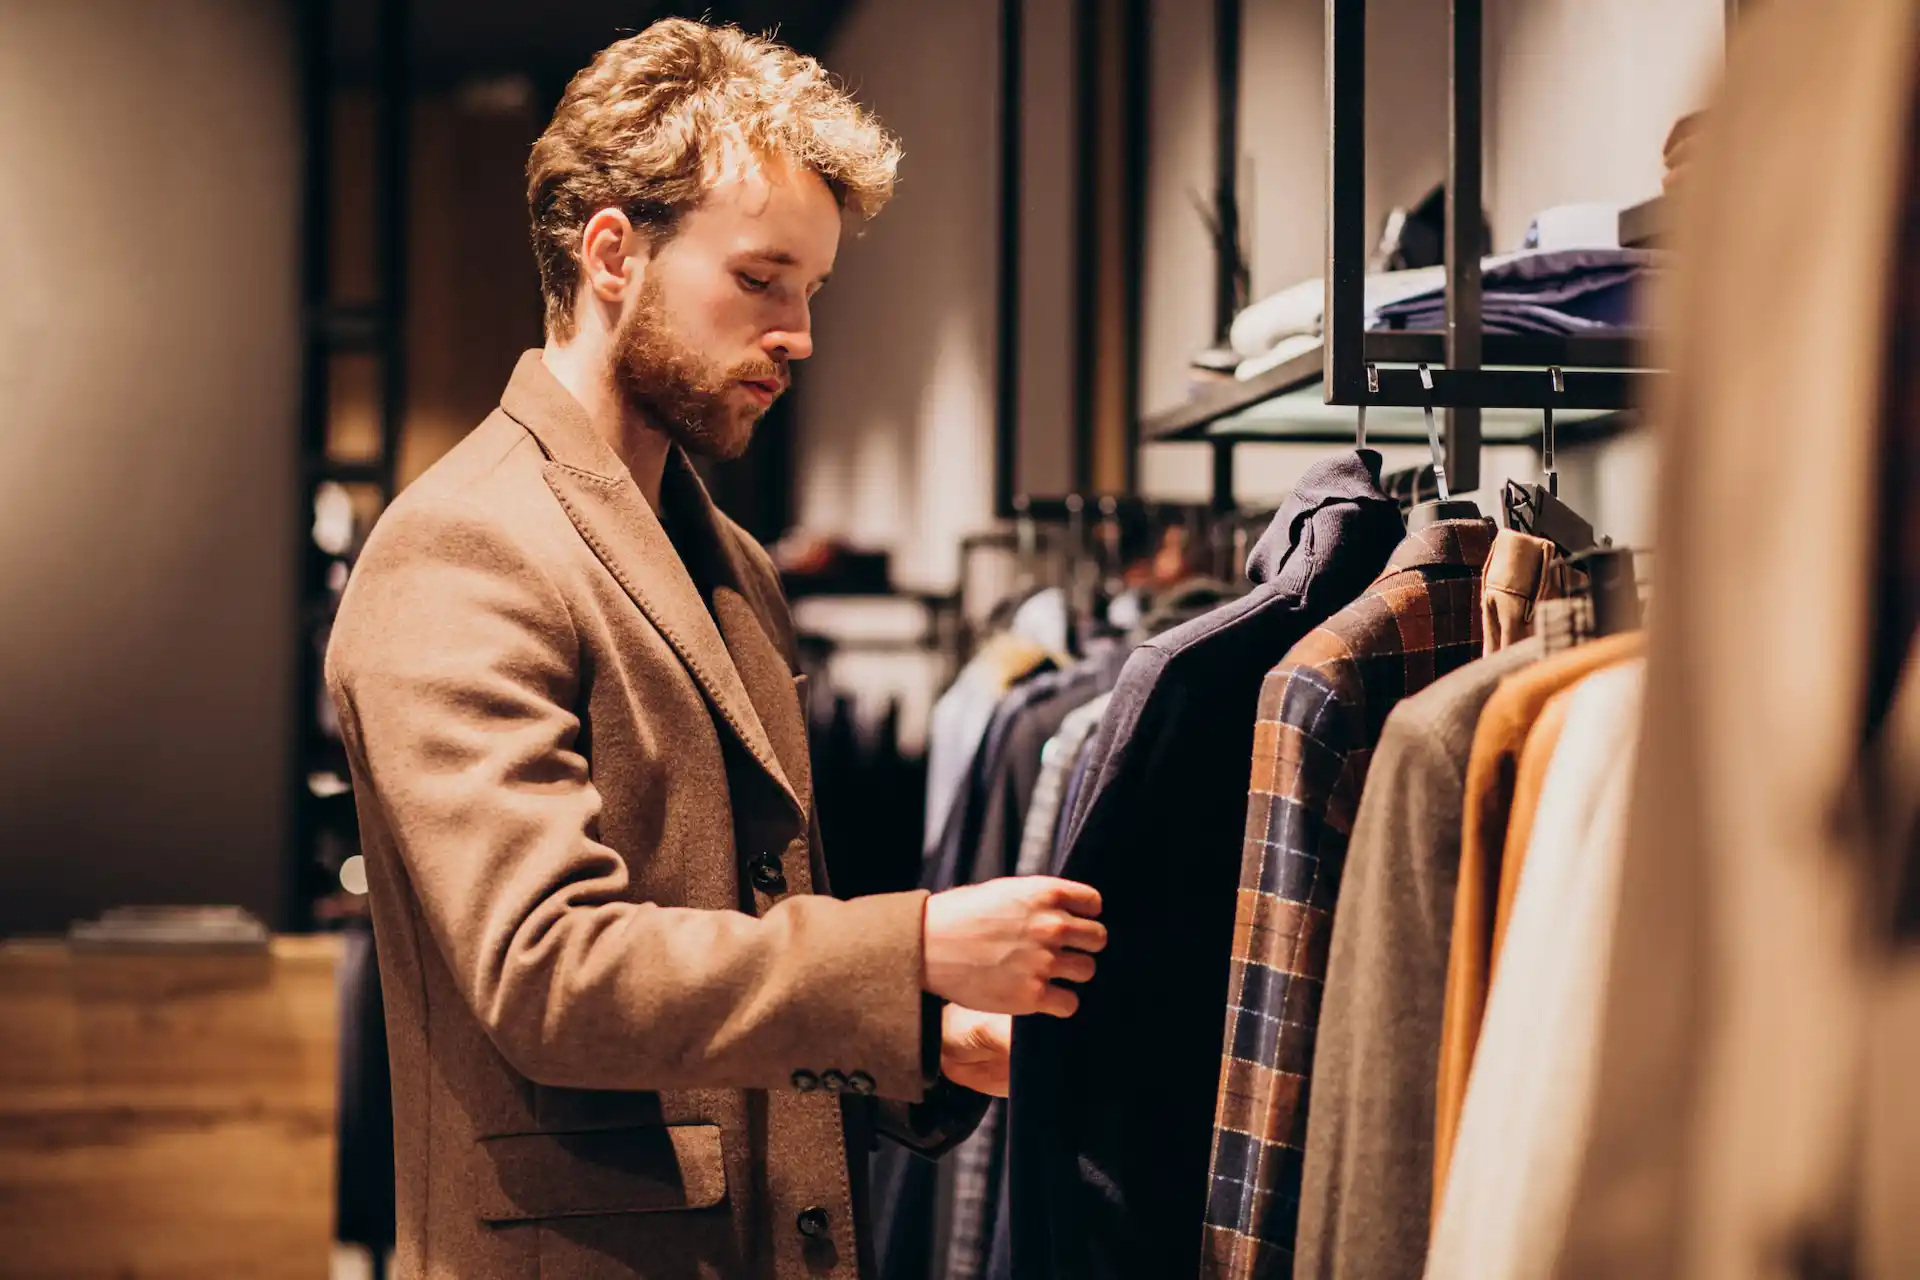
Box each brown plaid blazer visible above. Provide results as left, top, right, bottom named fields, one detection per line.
left=1204, top=517, right=1495, bottom=1279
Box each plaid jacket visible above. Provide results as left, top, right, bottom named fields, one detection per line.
left=1204, top=517, right=1496, bottom=1279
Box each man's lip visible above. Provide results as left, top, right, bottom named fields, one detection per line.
left=741, top=378, right=784, bottom=398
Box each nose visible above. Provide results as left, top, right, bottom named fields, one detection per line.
left=765, top=329, right=812, bottom=364
left=764, top=301, right=813, bottom=364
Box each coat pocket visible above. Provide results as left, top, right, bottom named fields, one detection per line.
left=475, top=1123, right=727, bottom=1223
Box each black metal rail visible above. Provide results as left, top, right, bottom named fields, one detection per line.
left=1144, top=333, right=1654, bottom=441
left=994, top=0, right=1023, bottom=517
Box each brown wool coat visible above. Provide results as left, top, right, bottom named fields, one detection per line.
left=1558, top=0, right=1920, bottom=1274
left=326, top=351, right=974, bottom=1280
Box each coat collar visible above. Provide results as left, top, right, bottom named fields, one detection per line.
left=1376, top=515, right=1498, bottom=580
left=498, top=350, right=805, bottom=819
left=500, top=348, right=627, bottom=480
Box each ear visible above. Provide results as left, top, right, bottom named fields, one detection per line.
left=578, top=207, right=644, bottom=305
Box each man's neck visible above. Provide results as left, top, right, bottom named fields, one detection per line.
left=540, top=340, right=672, bottom=511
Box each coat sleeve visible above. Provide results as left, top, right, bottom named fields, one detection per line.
left=324, top=497, right=932, bottom=1100
left=872, top=1072, right=994, bottom=1159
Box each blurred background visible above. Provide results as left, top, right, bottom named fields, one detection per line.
left=0, top=0, right=1721, bottom=1275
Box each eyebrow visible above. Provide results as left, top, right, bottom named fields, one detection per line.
left=741, top=249, right=831, bottom=285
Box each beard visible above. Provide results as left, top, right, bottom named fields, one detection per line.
left=610, top=279, right=782, bottom=462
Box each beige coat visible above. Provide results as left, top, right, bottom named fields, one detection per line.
left=326, top=351, right=970, bottom=1280
left=1557, top=0, right=1920, bottom=1275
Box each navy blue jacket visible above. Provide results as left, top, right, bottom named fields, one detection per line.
left=1005, top=451, right=1405, bottom=1280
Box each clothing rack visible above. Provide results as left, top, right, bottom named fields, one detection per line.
left=1000, top=492, right=1259, bottom=572
left=1146, top=0, right=1719, bottom=513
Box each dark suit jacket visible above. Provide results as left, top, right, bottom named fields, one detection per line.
left=1005, top=451, right=1405, bottom=1279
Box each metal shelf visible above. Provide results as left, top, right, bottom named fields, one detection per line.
left=1144, top=331, right=1655, bottom=442
left=1197, top=398, right=1632, bottom=447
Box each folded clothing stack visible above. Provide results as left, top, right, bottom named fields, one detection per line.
left=1225, top=247, right=1662, bottom=381
left=1369, top=247, right=1660, bottom=336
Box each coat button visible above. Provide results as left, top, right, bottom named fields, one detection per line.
left=791, top=1069, right=819, bottom=1093
left=749, top=852, right=787, bottom=894
left=796, top=1206, right=831, bottom=1240
left=847, top=1071, right=876, bottom=1096
left=820, top=1069, right=847, bottom=1094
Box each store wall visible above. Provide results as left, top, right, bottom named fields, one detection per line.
left=0, top=0, right=299, bottom=934
left=1014, top=0, right=1078, bottom=502
left=1138, top=0, right=1218, bottom=423
left=800, top=0, right=1001, bottom=592
left=1485, top=0, right=1724, bottom=250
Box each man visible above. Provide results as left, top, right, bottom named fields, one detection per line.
left=325, top=19, right=1107, bottom=1280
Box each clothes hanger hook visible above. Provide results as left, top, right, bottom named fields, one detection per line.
left=1544, top=366, right=1562, bottom=497
left=1416, top=363, right=1452, bottom=501
left=1358, top=363, right=1378, bottom=450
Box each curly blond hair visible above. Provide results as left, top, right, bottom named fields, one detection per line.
left=528, top=18, right=901, bottom=339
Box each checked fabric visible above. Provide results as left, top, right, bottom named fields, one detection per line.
left=1203, top=517, right=1496, bottom=1279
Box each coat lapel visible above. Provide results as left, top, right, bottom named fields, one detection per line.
left=658, top=452, right=816, bottom=812
left=497, top=351, right=802, bottom=818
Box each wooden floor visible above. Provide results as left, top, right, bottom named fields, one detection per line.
left=0, top=936, right=341, bottom=1279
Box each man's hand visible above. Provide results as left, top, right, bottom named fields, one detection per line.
left=923, top=876, right=1106, bottom=1017
left=941, top=1005, right=1012, bottom=1097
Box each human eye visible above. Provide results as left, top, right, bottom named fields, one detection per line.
left=737, top=272, right=770, bottom=294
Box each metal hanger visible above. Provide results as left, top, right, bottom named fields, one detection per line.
left=1357, top=363, right=1375, bottom=452
left=1502, top=366, right=1600, bottom=553
left=1405, top=362, right=1484, bottom=531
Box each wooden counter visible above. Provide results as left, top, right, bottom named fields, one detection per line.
left=0, top=935, right=341, bottom=1279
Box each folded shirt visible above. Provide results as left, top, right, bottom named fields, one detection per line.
left=1371, top=249, right=1657, bottom=335
left=1226, top=248, right=1661, bottom=363
left=1228, top=266, right=1450, bottom=358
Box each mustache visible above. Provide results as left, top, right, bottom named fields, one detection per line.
left=730, top=358, right=786, bottom=389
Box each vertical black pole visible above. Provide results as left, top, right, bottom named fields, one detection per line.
left=374, top=0, right=411, bottom=499
left=1212, top=0, right=1242, bottom=342
left=995, top=0, right=1023, bottom=517
left=1445, top=0, right=1482, bottom=492
left=1121, top=0, right=1149, bottom=494
left=1072, top=0, right=1099, bottom=496
left=1324, top=0, right=1366, bottom=406
left=1210, top=438, right=1236, bottom=515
